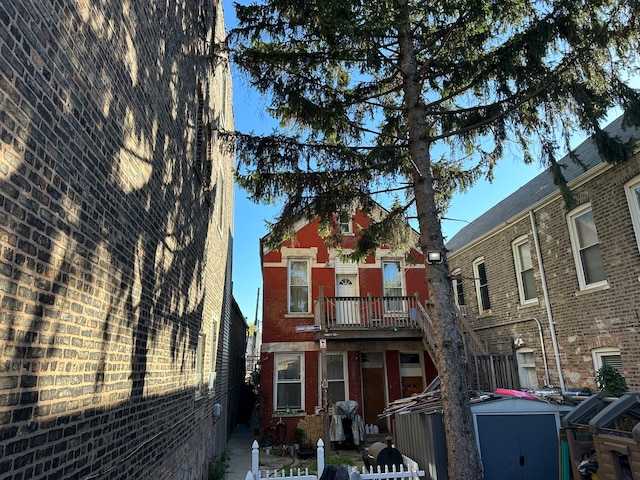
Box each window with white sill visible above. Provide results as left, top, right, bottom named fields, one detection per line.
left=275, top=353, right=304, bottom=411
left=625, top=175, right=640, bottom=253
left=452, top=269, right=466, bottom=315
left=382, top=259, right=404, bottom=312
left=567, top=204, right=606, bottom=290
left=288, top=258, right=310, bottom=313
left=512, top=236, right=537, bottom=304
left=472, top=257, right=491, bottom=314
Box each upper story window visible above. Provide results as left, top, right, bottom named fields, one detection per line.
left=382, top=259, right=403, bottom=312
left=625, top=175, right=640, bottom=253
left=338, top=212, right=353, bottom=235
left=472, top=257, right=491, bottom=314
left=288, top=259, right=310, bottom=313
left=275, top=353, right=303, bottom=410
left=451, top=269, right=466, bottom=315
left=194, top=84, right=213, bottom=198
left=512, top=236, right=537, bottom=304
left=567, top=204, right=606, bottom=290
left=216, top=166, right=225, bottom=229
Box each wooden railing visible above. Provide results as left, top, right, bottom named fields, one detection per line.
left=314, top=294, right=507, bottom=390
left=315, top=294, right=425, bottom=331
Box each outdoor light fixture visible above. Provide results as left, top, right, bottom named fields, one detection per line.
left=426, top=250, right=443, bottom=264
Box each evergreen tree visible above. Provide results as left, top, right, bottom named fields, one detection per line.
left=224, top=0, right=640, bottom=477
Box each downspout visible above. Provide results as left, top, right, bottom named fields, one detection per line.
left=529, top=210, right=566, bottom=391
left=473, top=317, right=550, bottom=387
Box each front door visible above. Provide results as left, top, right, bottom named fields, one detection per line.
left=336, top=275, right=359, bottom=324
left=362, top=352, right=387, bottom=432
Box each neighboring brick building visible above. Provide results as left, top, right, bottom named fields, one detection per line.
left=0, top=1, right=240, bottom=479
left=446, top=116, right=640, bottom=392
left=259, top=204, right=438, bottom=440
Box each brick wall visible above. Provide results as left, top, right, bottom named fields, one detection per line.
left=448, top=156, right=640, bottom=391
left=0, top=0, right=236, bottom=479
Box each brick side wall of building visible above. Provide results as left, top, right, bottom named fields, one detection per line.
left=448, top=156, right=640, bottom=391
left=0, top=1, right=235, bottom=479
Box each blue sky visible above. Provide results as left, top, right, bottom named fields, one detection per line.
left=222, top=1, right=585, bottom=324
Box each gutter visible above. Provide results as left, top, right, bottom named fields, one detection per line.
left=529, top=210, right=566, bottom=391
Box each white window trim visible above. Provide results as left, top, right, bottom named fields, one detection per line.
left=274, top=352, right=305, bottom=412
left=338, top=211, right=355, bottom=236
left=216, top=166, right=225, bottom=233
left=195, top=333, right=206, bottom=399
left=567, top=203, right=608, bottom=291
left=472, top=257, right=491, bottom=315
left=591, top=347, right=623, bottom=374
left=625, top=175, right=640, bottom=253
left=288, top=258, right=311, bottom=314
left=321, top=352, right=349, bottom=405
left=512, top=236, right=537, bottom=305
left=382, top=259, right=405, bottom=296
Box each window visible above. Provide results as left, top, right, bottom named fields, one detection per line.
left=338, top=212, right=353, bottom=234
left=288, top=259, right=310, bottom=313
left=382, top=260, right=403, bottom=312
left=326, top=354, right=347, bottom=403
left=216, top=167, right=225, bottom=228
left=625, top=175, right=640, bottom=252
left=568, top=204, right=606, bottom=289
left=194, top=85, right=213, bottom=195
left=275, top=353, right=303, bottom=410
left=592, top=347, right=624, bottom=376
left=512, top=237, right=537, bottom=303
left=451, top=269, right=466, bottom=315
left=472, top=257, right=491, bottom=314
left=195, top=333, right=205, bottom=398
left=516, top=349, right=538, bottom=389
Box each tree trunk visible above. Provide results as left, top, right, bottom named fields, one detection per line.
left=395, top=1, right=484, bottom=478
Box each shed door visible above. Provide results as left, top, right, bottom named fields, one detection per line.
left=476, top=414, right=559, bottom=480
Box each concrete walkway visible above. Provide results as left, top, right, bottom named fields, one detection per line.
left=225, top=421, right=260, bottom=479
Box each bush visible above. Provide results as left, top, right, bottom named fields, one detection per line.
left=209, top=451, right=230, bottom=480
left=596, top=364, right=628, bottom=397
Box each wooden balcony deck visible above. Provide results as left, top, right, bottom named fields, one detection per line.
left=313, top=295, right=425, bottom=341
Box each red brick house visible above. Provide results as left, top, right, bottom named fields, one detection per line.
left=258, top=203, right=438, bottom=440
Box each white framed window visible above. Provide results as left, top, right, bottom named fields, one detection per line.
left=288, top=259, right=310, bottom=313
left=472, top=257, right=491, bottom=314
left=592, top=347, right=624, bottom=376
left=216, top=166, right=225, bottom=229
left=516, top=348, right=538, bottom=389
left=567, top=204, right=606, bottom=290
left=195, top=333, right=205, bottom=398
left=451, top=269, right=466, bottom=315
left=275, top=353, right=304, bottom=410
left=625, top=175, right=640, bottom=253
left=325, top=353, right=347, bottom=404
left=382, top=259, right=404, bottom=312
left=512, top=236, right=537, bottom=304
left=338, top=212, right=353, bottom=235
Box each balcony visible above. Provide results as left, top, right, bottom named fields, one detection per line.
left=314, top=294, right=426, bottom=341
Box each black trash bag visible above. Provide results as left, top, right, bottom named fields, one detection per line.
left=320, top=465, right=349, bottom=480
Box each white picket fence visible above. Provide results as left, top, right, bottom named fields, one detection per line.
left=244, top=439, right=425, bottom=480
